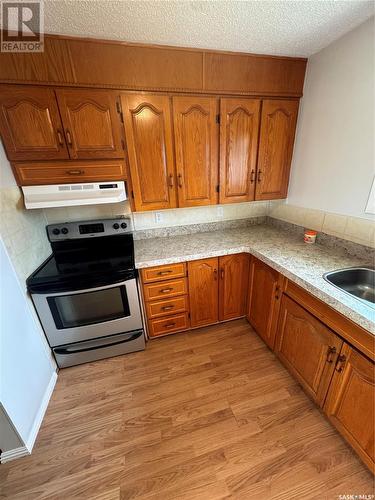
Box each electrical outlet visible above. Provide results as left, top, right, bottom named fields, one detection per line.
left=154, top=212, right=163, bottom=224
left=217, top=206, right=224, bottom=218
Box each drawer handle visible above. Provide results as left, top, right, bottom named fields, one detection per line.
left=157, top=270, right=173, bottom=276
left=160, top=288, right=173, bottom=293
left=326, top=346, right=336, bottom=363
left=335, top=354, right=346, bottom=372
left=161, top=305, right=174, bottom=311
left=66, top=169, right=85, bottom=175
left=164, top=322, right=176, bottom=328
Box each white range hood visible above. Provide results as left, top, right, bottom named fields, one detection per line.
left=22, top=181, right=127, bottom=209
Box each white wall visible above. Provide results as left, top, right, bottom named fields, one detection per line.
left=0, top=238, right=56, bottom=456
left=288, top=17, right=375, bottom=219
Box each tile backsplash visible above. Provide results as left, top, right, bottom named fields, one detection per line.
left=269, top=201, right=375, bottom=248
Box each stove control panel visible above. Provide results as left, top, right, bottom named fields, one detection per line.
left=47, top=218, right=132, bottom=241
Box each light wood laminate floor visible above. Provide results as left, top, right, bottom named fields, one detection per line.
left=1, top=319, right=374, bottom=499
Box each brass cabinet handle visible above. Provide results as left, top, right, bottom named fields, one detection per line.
left=335, top=354, right=346, bottom=372
left=178, top=173, right=183, bottom=188
left=257, top=170, right=262, bottom=183
left=164, top=322, right=176, bottom=328
left=220, top=268, right=224, bottom=280
left=65, top=129, right=73, bottom=146
left=56, top=129, right=64, bottom=146
left=161, top=305, right=174, bottom=311
left=66, top=169, right=84, bottom=175
left=326, top=346, right=336, bottom=364
left=160, top=288, right=173, bottom=293
left=250, top=169, right=255, bottom=183
left=275, top=285, right=280, bottom=300
left=157, top=270, right=173, bottom=276
left=213, top=268, right=218, bottom=280
left=169, top=174, right=174, bottom=188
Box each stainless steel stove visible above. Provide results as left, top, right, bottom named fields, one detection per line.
left=27, top=218, right=145, bottom=368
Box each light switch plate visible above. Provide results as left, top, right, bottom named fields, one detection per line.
left=217, top=206, right=224, bottom=217
left=154, top=212, right=164, bottom=224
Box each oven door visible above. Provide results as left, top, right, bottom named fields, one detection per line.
left=31, top=278, right=143, bottom=347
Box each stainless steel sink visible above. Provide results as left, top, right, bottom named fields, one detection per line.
left=323, top=267, right=375, bottom=307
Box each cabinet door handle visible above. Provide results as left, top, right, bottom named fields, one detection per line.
left=220, top=268, right=224, bottom=280
left=335, top=354, right=346, bottom=372
left=213, top=268, right=218, bottom=280
left=56, top=129, right=64, bottom=146
left=65, top=129, right=73, bottom=146
left=161, top=305, right=174, bottom=311
left=250, top=170, right=255, bottom=183
left=169, top=174, right=174, bottom=188
left=326, top=346, right=336, bottom=364
left=157, top=270, right=173, bottom=276
left=164, top=322, right=176, bottom=329
left=66, top=169, right=84, bottom=175
left=257, top=170, right=262, bottom=183
left=160, top=288, right=173, bottom=293
left=275, top=285, right=280, bottom=300
left=178, top=173, right=183, bottom=188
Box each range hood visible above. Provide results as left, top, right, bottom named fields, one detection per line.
left=22, top=181, right=127, bottom=209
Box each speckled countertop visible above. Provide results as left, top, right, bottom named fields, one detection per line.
left=134, top=224, right=375, bottom=334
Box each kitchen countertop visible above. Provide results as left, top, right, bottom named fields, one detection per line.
left=134, top=224, right=375, bottom=334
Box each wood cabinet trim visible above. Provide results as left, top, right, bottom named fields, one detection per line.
left=284, top=280, right=375, bottom=360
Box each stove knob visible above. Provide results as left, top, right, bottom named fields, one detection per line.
left=61, top=227, right=69, bottom=235
left=113, top=223, right=120, bottom=230
left=120, top=222, right=127, bottom=229
left=52, top=228, right=60, bottom=236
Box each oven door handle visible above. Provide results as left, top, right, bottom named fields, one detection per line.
left=54, top=330, right=143, bottom=355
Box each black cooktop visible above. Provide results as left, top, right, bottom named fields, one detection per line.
left=27, top=218, right=136, bottom=293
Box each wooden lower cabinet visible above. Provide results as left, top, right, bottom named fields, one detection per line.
left=324, top=343, right=375, bottom=472
left=188, top=257, right=219, bottom=328
left=275, top=295, right=343, bottom=406
left=247, top=256, right=284, bottom=349
left=219, top=253, right=249, bottom=321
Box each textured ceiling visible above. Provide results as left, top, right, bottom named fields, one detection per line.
left=43, top=0, right=374, bottom=57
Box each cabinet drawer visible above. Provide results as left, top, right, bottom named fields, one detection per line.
left=141, top=263, right=186, bottom=283
left=148, top=313, right=189, bottom=337
left=143, top=278, right=187, bottom=302
left=146, top=295, right=188, bottom=319
left=13, top=160, right=126, bottom=186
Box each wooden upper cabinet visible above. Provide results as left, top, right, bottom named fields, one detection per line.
left=172, top=96, right=218, bottom=207
left=324, top=344, right=375, bottom=472
left=55, top=89, right=124, bottom=159
left=219, top=254, right=249, bottom=321
left=255, top=99, right=299, bottom=200
left=219, top=99, right=260, bottom=203
left=0, top=85, right=68, bottom=161
left=188, top=258, right=219, bottom=328
left=247, top=257, right=284, bottom=350
left=275, top=295, right=343, bottom=407
left=122, top=94, right=177, bottom=211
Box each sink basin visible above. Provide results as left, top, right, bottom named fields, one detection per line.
left=323, top=267, right=375, bottom=307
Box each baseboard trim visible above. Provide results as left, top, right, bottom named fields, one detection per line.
left=1, top=446, right=30, bottom=464
left=26, top=371, right=58, bottom=452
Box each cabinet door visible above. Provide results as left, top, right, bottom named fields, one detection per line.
left=219, top=253, right=249, bottom=321
left=0, top=85, right=68, bottom=161
left=255, top=99, right=299, bottom=200
left=188, top=258, right=219, bottom=328
left=247, top=257, right=283, bottom=349
left=122, top=94, right=177, bottom=211
left=324, top=344, right=375, bottom=472
left=275, top=295, right=343, bottom=406
left=56, top=89, right=124, bottom=160
left=219, top=98, right=260, bottom=203
left=173, top=96, right=218, bottom=207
